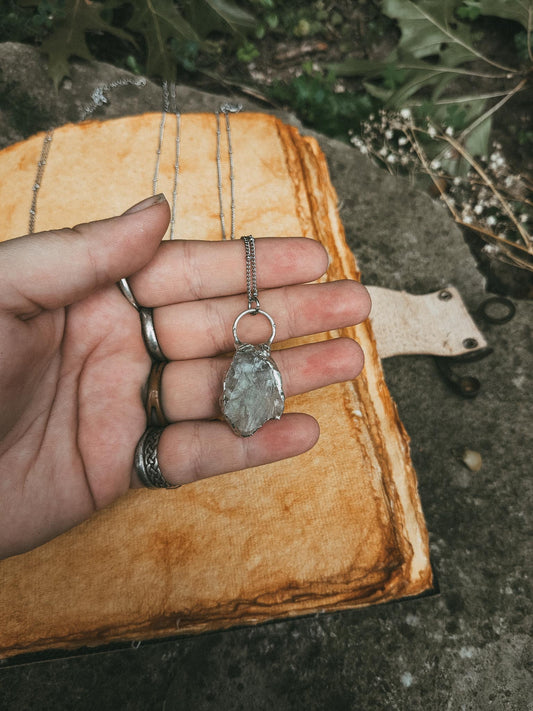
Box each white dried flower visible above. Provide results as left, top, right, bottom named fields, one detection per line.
left=474, top=204, right=483, bottom=215
left=428, top=126, right=437, bottom=138
left=378, top=146, right=388, bottom=157
left=463, top=215, right=473, bottom=224
left=385, top=129, right=394, bottom=139
left=430, top=159, right=441, bottom=170
left=400, top=108, right=412, bottom=120
left=386, top=154, right=397, bottom=163
left=486, top=215, right=497, bottom=226
left=445, top=126, right=454, bottom=136
left=398, top=136, right=408, bottom=146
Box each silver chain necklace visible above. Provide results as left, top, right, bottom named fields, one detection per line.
left=215, top=103, right=241, bottom=240
left=27, top=87, right=284, bottom=436
left=80, top=77, right=147, bottom=121
left=29, top=129, right=54, bottom=234
left=153, top=81, right=181, bottom=240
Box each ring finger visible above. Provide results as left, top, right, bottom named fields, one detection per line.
left=158, top=337, right=364, bottom=422
left=153, top=280, right=370, bottom=361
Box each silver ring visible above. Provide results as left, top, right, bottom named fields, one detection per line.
left=139, top=307, right=167, bottom=362
left=117, top=278, right=140, bottom=311
left=134, top=427, right=180, bottom=489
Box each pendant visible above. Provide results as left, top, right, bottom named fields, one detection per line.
left=221, top=309, right=285, bottom=437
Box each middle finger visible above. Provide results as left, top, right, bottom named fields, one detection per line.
left=158, top=337, right=364, bottom=422
left=153, top=279, right=369, bottom=360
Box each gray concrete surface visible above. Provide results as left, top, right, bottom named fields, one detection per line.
left=0, top=44, right=531, bottom=710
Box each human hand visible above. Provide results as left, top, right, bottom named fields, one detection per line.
left=0, top=194, right=370, bottom=559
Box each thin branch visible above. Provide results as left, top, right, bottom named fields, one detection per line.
left=420, top=128, right=532, bottom=250
left=401, top=125, right=532, bottom=272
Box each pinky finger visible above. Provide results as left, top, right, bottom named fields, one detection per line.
left=131, top=414, right=319, bottom=488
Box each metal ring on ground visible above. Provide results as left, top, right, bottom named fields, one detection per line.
left=139, top=307, right=167, bottom=362
left=478, top=296, right=516, bottom=325
left=144, top=361, right=168, bottom=426
left=232, top=308, right=276, bottom=347
left=134, top=427, right=180, bottom=489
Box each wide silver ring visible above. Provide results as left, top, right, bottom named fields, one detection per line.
left=134, top=427, right=180, bottom=489
left=117, top=278, right=140, bottom=311
left=139, top=307, right=167, bottom=362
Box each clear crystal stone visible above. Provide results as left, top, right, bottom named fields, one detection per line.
left=221, top=344, right=285, bottom=437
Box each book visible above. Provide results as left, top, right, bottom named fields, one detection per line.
left=0, top=113, right=433, bottom=657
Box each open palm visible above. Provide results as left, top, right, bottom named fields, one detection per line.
left=0, top=195, right=370, bottom=559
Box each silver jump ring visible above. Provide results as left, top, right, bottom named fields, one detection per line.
left=117, top=278, right=140, bottom=311
left=134, top=427, right=180, bottom=489
left=139, top=307, right=167, bottom=362
left=232, top=308, right=276, bottom=347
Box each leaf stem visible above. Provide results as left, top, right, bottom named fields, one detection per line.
left=458, top=79, right=528, bottom=143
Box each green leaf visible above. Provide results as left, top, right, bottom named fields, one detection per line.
left=29, top=0, right=134, bottom=88
left=464, top=114, right=492, bottom=156
left=202, top=0, right=256, bottom=32
left=184, top=0, right=256, bottom=39
left=462, top=0, right=533, bottom=31
left=382, top=0, right=480, bottom=61
left=126, top=0, right=199, bottom=80
left=362, top=81, right=394, bottom=101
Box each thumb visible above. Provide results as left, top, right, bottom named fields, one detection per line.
left=0, top=194, right=170, bottom=316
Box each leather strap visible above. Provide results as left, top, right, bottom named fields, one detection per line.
left=367, top=286, right=488, bottom=359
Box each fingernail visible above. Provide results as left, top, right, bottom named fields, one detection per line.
left=123, top=194, right=167, bottom=215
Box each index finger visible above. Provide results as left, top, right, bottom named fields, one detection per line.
left=128, top=237, right=329, bottom=307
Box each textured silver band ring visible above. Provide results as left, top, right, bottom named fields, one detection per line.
left=117, top=277, right=140, bottom=311
left=139, top=307, right=167, bottom=362
left=134, top=427, right=180, bottom=489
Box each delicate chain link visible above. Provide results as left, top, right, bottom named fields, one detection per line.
left=169, top=82, right=181, bottom=241
left=29, top=84, right=236, bottom=246
left=153, top=81, right=169, bottom=197
left=80, top=77, right=147, bottom=121
left=152, top=81, right=181, bottom=240
left=242, top=235, right=259, bottom=311
left=29, top=129, right=54, bottom=234
left=216, top=103, right=242, bottom=240
left=30, top=77, right=145, bottom=233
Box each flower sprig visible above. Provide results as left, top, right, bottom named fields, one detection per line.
left=350, top=110, right=532, bottom=273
